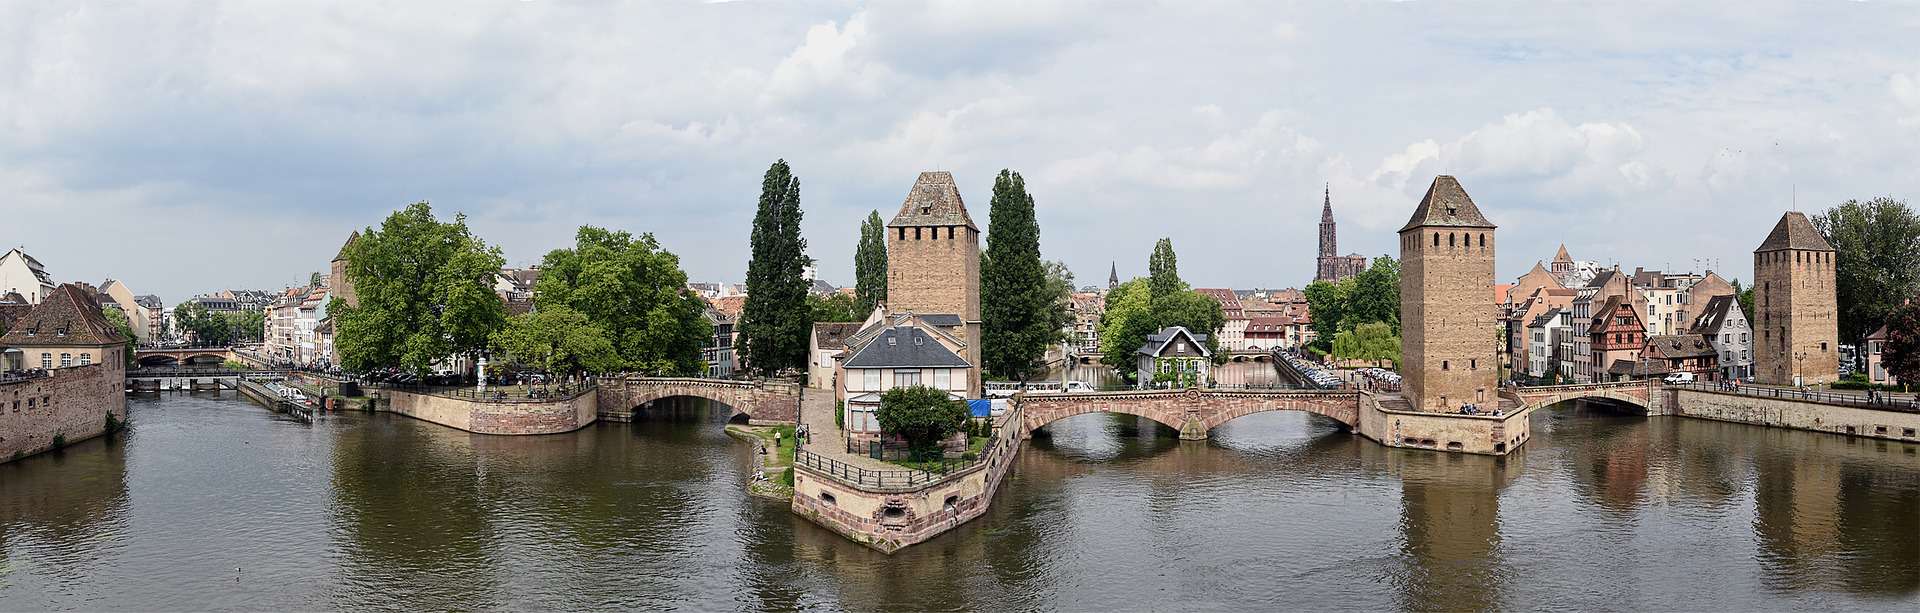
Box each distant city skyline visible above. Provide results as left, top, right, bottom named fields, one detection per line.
left=5, top=2, right=1918, bottom=301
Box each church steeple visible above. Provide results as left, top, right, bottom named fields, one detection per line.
left=1318, top=184, right=1336, bottom=258
left=1108, top=261, right=1119, bottom=289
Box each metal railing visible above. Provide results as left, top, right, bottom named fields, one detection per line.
left=1, top=370, right=52, bottom=385
left=128, top=366, right=286, bottom=378
left=373, top=382, right=598, bottom=403
left=1673, top=381, right=1920, bottom=414
left=801, top=406, right=1022, bottom=490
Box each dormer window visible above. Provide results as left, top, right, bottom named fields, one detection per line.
left=887, top=335, right=897, bottom=346
left=1446, top=206, right=1458, bottom=216
left=920, top=205, right=931, bottom=214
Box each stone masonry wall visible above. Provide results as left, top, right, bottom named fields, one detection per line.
left=1753, top=249, right=1838, bottom=386
left=1674, top=388, right=1920, bottom=444
left=1019, top=389, right=1358, bottom=440
left=384, top=389, right=596, bottom=435
left=886, top=225, right=983, bottom=396
left=596, top=377, right=801, bottom=424
left=1, top=364, right=125, bottom=463
left=1400, top=227, right=1499, bottom=412
left=1356, top=391, right=1530, bottom=455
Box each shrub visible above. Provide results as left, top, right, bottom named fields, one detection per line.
left=876, top=385, right=970, bottom=462
left=51, top=433, right=67, bottom=450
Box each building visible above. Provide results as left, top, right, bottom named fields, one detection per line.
left=0, top=284, right=129, bottom=372
left=1591, top=294, right=1647, bottom=382
left=838, top=319, right=972, bottom=439
left=1244, top=317, right=1291, bottom=351
left=1526, top=308, right=1569, bottom=379
left=1398, top=176, right=1498, bottom=411
left=1568, top=267, right=1645, bottom=383
left=96, top=279, right=153, bottom=344
left=1689, top=294, right=1752, bottom=381
left=0, top=248, right=57, bottom=305
left=1641, top=334, right=1720, bottom=382
left=1195, top=288, right=1246, bottom=351
left=1315, top=187, right=1369, bottom=283
left=1507, top=285, right=1574, bottom=381
left=134, top=294, right=166, bottom=340
left=705, top=299, right=744, bottom=377
left=1865, top=323, right=1898, bottom=386
left=884, top=171, right=983, bottom=397
left=1135, top=326, right=1212, bottom=389
left=807, top=321, right=863, bottom=389
left=1068, top=292, right=1105, bottom=354
left=1108, top=262, right=1119, bottom=290
left=1547, top=244, right=1604, bottom=289
left=1752, top=211, right=1840, bottom=386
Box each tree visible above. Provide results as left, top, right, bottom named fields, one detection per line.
left=102, top=307, right=137, bottom=366
left=1883, top=300, right=1920, bottom=390
left=738, top=160, right=813, bottom=377
left=1148, top=238, right=1181, bottom=301
left=807, top=292, right=863, bottom=323
left=531, top=226, right=712, bottom=375
left=854, top=210, right=888, bottom=315
left=331, top=202, right=508, bottom=375
left=1332, top=321, right=1401, bottom=366
left=1813, top=197, right=1920, bottom=346
left=875, top=384, right=970, bottom=461
left=1732, top=279, right=1756, bottom=325
left=309, top=272, right=324, bottom=288
left=1347, top=257, right=1401, bottom=335
left=170, top=302, right=259, bottom=346
left=1042, top=260, right=1076, bottom=345
left=490, top=305, right=622, bottom=377
left=980, top=170, right=1055, bottom=380
left=1303, top=279, right=1350, bottom=353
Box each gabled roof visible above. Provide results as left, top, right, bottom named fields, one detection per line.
left=1587, top=294, right=1641, bottom=335
left=1688, top=294, right=1741, bottom=334
left=1644, top=334, right=1717, bottom=360
left=1553, top=244, right=1572, bottom=263
left=1755, top=211, right=1833, bottom=252
left=843, top=325, right=970, bottom=368
left=1399, top=175, right=1496, bottom=233
left=0, top=283, right=126, bottom=347
left=1528, top=307, right=1564, bottom=329
left=811, top=322, right=864, bottom=351
left=1136, top=326, right=1211, bottom=357
left=888, top=171, right=978, bottom=230
left=1586, top=267, right=1624, bottom=290
left=333, top=231, right=360, bottom=262
left=1867, top=323, right=1890, bottom=341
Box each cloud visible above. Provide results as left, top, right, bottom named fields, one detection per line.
left=1895, top=72, right=1920, bottom=126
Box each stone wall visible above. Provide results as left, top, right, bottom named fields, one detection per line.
left=1674, top=388, right=1920, bottom=443
left=1399, top=225, right=1499, bottom=413
left=791, top=404, right=1025, bottom=553
left=383, top=389, right=596, bottom=435
left=1019, top=389, right=1357, bottom=440
left=1356, top=391, right=1530, bottom=455
left=0, top=364, right=126, bottom=463
left=596, top=377, right=801, bottom=424
left=1753, top=246, right=1838, bottom=386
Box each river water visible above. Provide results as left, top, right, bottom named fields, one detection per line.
left=2, top=391, right=1916, bottom=611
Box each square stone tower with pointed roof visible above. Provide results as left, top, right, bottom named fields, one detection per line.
left=1398, top=176, right=1498, bottom=412
left=1752, top=211, right=1838, bottom=386
left=886, top=171, right=982, bottom=394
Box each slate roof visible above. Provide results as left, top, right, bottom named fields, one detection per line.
left=842, top=325, right=970, bottom=368
left=1688, top=294, right=1740, bottom=334
left=0, top=284, right=127, bottom=347
left=1528, top=307, right=1564, bottom=329
left=888, top=171, right=978, bottom=230
left=1399, top=175, right=1496, bottom=232
left=1755, top=211, right=1833, bottom=252
left=1136, top=326, right=1211, bottom=357
left=1608, top=358, right=1668, bottom=376
left=1586, top=267, right=1624, bottom=289
left=916, top=313, right=963, bottom=328
left=1645, top=334, right=1718, bottom=360
left=812, top=322, right=864, bottom=351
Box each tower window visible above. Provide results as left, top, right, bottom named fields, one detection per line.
left=1449, top=233, right=1456, bottom=248
left=898, top=227, right=905, bottom=240
left=1470, top=359, right=1477, bottom=370
left=914, top=227, right=922, bottom=240
left=1442, top=360, right=1450, bottom=370
left=1479, top=233, right=1485, bottom=248
left=1433, top=233, right=1439, bottom=247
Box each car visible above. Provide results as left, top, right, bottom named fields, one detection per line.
left=1663, top=372, right=1696, bottom=385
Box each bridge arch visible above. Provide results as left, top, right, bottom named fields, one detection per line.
left=1020, top=389, right=1359, bottom=440
left=596, top=377, right=802, bottom=425
left=137, top=355, right=180, bottom=366
left=181, top=353, right=230, bottom=365
left=1510, top=383, right=1653, bottom=414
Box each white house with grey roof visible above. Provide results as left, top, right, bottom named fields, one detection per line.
left=1688, top=294, right=1752, bottom=381
left=837, top=318, right=973, bottom=438
left=1136, top=326, right=1211, bottom=389
left=0, top=248, right=57, bottom=305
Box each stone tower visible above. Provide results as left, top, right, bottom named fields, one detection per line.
left=886, top=171, right=982, bottom=389
left=1108, top=261, right=1119, bottom=290
left=1398, top=176, right=1498, bottom=412
left=1752, top=211, right=1838, bottom=386
left=328, top=231, right=359, bottom=309
left=1318, top=185, right=1337, bottom=259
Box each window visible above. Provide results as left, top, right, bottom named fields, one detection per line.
left=40, top=353, right=51, bottom=369
left=1433, top=233, right=1439, bottom=247
left=862, top=369, right=881, bottom=391
left=914, top=227, right=922, bottom=240
left=934, top=369, right=951, bottom=389
left=79, top=354, right=90, bottom=365
left=1449, top=233, right=1456, bottom=248
left=59, top=353, right=71, bottom=367
left=1470, top=359, right=1477, bottom=370
left=894, top=370, right=921, bottom=387
left=1442, top=360, right=1450, bottom=370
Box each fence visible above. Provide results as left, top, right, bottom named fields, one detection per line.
left=373, top=382, right=598, bottom=404
left=1674, top=381, right=1920, bottom=414
left=0, top=370, right=51, bottom=385
left=801, top=404, right=1023, bottom=490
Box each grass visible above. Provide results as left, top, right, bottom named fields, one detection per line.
left=727, top=424, right=798, bottom=495
left=884, top=435, right=989, bottom=472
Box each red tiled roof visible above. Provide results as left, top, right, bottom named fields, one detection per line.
left=709, top=295, right=747, bottom=319
left=0, top=283, right=126, bottom=347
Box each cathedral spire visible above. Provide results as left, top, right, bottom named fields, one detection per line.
left=1108, top=261, right=1119, bottom=289
left=1317, top=185, right=1337, bottom=258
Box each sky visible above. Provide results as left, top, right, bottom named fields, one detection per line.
left=3, top=1, right=1918, bottom=303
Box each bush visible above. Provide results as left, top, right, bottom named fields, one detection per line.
left=876, top=385, right=970, bottom=462
left=104, top=413, right=125, bottom=435
left=51, top=433, right=67, bottom=450
left=835, top=399, right=844, bottom=430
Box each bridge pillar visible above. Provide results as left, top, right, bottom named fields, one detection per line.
left=1178, top=411, right=1208, bottom=440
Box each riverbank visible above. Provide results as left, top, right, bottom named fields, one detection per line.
left=724, top=423, right=795, bottom=499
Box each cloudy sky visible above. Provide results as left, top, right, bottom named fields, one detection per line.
left=5, top=1, right=1918, bottom=302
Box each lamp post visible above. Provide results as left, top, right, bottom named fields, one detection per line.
left=1794, top=350, right=1807, bottom=388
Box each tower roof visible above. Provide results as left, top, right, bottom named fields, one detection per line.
left=887, top=171, right=978, bottom=230
left=1399, top=175, right=1496, bottom=233
left=1754, top=211, right=1833, bottom=252
left=1108, top=261, right=1119, bottom=287
left=1320, top=185, right=1333, bottom=224
left=333, top=231, right=360, bottom=262
left=1553, top=244, right=1571, bottom=263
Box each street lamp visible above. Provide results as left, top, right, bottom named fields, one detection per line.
left=1794, top=350, right=1807, bottom=388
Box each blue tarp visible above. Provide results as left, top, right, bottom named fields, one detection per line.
left=968, top=399, right=993, bottom=417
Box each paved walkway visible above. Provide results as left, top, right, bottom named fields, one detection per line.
left=797, top=387, right=901, bottom=473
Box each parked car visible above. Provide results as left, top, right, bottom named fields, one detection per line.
left=1663, top=372, right=1696, bottom=385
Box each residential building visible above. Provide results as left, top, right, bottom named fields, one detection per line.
left=1688, top=294, right=1753, bottom=381
left=1196, top=288, right=1246, bottom=351
left=1753, top=211, right=1839, bottom=386
left=0, top=248, right=57, bottom=305
left=705, top=302, right=742, bottom=377
left=1591, top=294, right=1647, bottom=382
left=1865, top=323, right=1898, bottom=386
left=1526, top=308, right=1569, bottom=379
left=1546, top=244, right=1604, bottom=289
left=1642, top=334, right=1720, bottom=382
left=1136, top=326, right=1212, bottom=389
left=296, top=287, right=329, bottom=366
left=96, top=279, right=153, bottom=343
left=807, top=321, right=864, bottom=389
left=1570, top=267, right=1644, bottom=382
left=1244, top=317, right=1290, bottom=351
left=134, top=295, right=166, bottom=340
left=838, top=319, right=972, bottom=439
left=1315, top=187, right=1369, bottom=283
left=0, top=284, right=128, bottom=372
left=1068, top=292, right=1105, bottom=354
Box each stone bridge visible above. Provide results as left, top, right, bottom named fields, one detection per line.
left=1018, top=388, right=1360, bottom=440
left=596, top=376, right=803, bottom=424
left=1508, top=381, right=1656, bottom=413
left=133, top=347, right=239, bottom=367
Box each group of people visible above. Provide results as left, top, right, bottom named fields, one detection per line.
left=1457, top=403, right=1503, bottom=417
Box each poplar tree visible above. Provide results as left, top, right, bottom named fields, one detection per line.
left=738, top=160, right=813, bottom=377
left=980, top=169, right=1053, bottom=380
left=854, top=210, right=888, bottom=315
left=1148, top=238, right=1181, bottom=301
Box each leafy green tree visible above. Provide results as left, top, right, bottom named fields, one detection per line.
left=490, top=305, right=622, bottom=377
left=1883, top=300, right=1920, bottom=389
left=171, top=301, right=258, bottom=346
left=531, top=226, right=711, bottom=375
left=1148, top=238, right=1181, bottom=301
left=310, top=272, right=324, bottom=288
left=807, top=292, right=863, bottom=323
left=739, top=160, right=813, bottom=377
left=1303, top=279, right=1350, bottom=353
left=229, top=310, right=265, bottom=343
left=102, top=307, right=137, bottom=366
left=1812, top=197, right=1920, bottom=345
left=1332, top=321, right=1401, bottom=366
left=854, top=210, right=888, bottom=315
left=876, top=384, right=970, bottom=461
left=1346, top=257, right=1400, bottom=335
left=980, top=170, right=1056, bottom=380
left=1042, top=260, right=1076, bottom=345
left=331, top=202, right=508, bottom=375
left=1732, top=279, right=1756, bottom=325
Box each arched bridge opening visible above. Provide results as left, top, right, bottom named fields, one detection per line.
left=1511, top=383, right=1654, bottom=416
left=596, top=377, right=803, bottom=426
left=1019, top=389, right=1359, bottom=441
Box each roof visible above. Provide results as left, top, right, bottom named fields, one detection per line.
left=1755, top=211, right=1833, bottom=252
left=708, top=295, right=747, bottom=319
left=333, top=231, right=360, bottom=262
left=0, top=284, right=127, bottom=347
left=1645, top=334, right=1718, bottom=360
left=1, top=248, right=54, bottom=285
left=1587, top=294, right=1638, bottom=335
left=1688, top=294, right=1741, bottom=334
left=1399, top=175, right=1496, bottom=233
left=1586, top=267, right=1624, bottom=290
left=842, top=325, right=971, bottom=368
left=1528, top=307, right=1564, bottom=329
left=1553, top=244, right=1572, bottom=263
left=1245, top=317, right=1292, bottom=333
left=812, top=322, right=864, bottom=351
left=1867, top=323, right=1890, bottom=341
left=916, top=313, right=963, bottom=328
left=1136, top=326, right=1211, bottom=357
left=1495, top=283, right=1516, bottom=304
left=1631, top=268, right=1664, bottom=288
left=1608, top=358, right=1668, bottom=376
left=887, top=171, right=978, bottom=230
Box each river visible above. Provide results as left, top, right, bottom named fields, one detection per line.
left=1, top=391, right=1916, bottom=611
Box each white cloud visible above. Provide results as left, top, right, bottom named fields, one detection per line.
left=1894, top=72, right=1920, bottom=126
